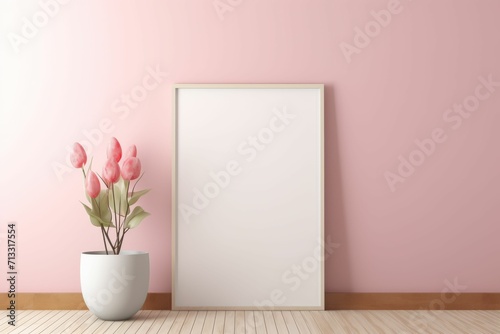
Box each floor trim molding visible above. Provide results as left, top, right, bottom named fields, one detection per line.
left=2, top=293, right=498, bottom=310
left=325, top=293, right=500, bottom=310
left=1, top=293, right=171, bottom=310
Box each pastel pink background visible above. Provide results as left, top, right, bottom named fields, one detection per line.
left=0, top=0, right=499, bottom=294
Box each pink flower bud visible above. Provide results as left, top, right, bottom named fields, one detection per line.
left=121, top=157, right=141, bottom=180
left=103, top=158, right=120, bottom=185
left=124, top=145, right=137, bottom=159
left=70, top=143, right=87, bottom=168
left=86, top=171, right=101, bottom=198
left=107, top=137, right=122, bottom=163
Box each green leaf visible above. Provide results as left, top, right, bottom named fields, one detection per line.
left=124, top=206, right=150, bottom=229
left=81, top=202, right=114, bottom=227
left=97, top=190, right=112, bottom=223
left=108, top=183, right=120, bottom=212
left=88, top=191, right=114, bottom=228
left=81, top=202, right=100, bottom=226
left=128, top=189, right=150, bottom=206
left=109, top=179, right=130, bottom=216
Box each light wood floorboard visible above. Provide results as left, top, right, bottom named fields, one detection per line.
left=202, top=311, right=216, bottom=334
left=0, top=311, right=35, bottom=332
left=223, top=310, right=234, bottom=334
left=263, top=311, right=278, bottom=334
left=149, top=310, right=174, bottom=333
left=191, top=311, right=207, bottom=334
left=213, top=311, right=225, bottom=334
left=179, top=311, right=197, bottom=333
left=0, top=310, right=498, bottom=333
left=298, top=311, right=322, bottom=334
left=133, top=310, right=161, bottom=334
left=235, top=311, right=245, bottom=334
left=281, top=311, right=299, bottom=334
left=160, top=311, right=182, bottom=333
left=245, top=311, right=256, bottom=334
left=8, top=310, right=51, bottom=334
left=290, top=311, right=311, bottom=334
left=253, top=311, right=267, bottom=334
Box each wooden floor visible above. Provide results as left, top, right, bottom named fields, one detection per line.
left=1, top=310, right=499, bottom=333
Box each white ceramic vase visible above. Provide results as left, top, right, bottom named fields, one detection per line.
left=80, top=250, right=149, bottom=321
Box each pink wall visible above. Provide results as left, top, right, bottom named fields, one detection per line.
left=1, top=0, right=499, bottom=294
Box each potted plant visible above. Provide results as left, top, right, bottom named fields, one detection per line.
left=71, top=137, right=151, bottom=321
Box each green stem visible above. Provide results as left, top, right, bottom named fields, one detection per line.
left=100, top=225, right=109, bottom=255
left=116, top=199, right=121, bottom=250
left=116, top=181, right=131, bottom=255
left=106, top=230, right=115, bottom=253
left=111, top=184, right=119, bottom=246
left=94, top=196, right=115, bottom=254
left=130, top=173, right=144, bottom=197
left=117, top=228, right=129, bottom=254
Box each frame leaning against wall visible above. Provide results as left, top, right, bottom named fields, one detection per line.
left=172, top=84, right=324, bottom=310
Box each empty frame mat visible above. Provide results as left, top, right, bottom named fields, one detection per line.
left=173, top=84, right=324, bottom=310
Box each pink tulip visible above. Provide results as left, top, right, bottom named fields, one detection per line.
left=124, top=145, right=137, bottom=159
left=103, top=158, right=120, bottom=185
left=107, top=137, right=122, bottom=163
left=70, top=143, right=87, bottom=168
left=86, top=171, right=101, bottom=198
left=121, top=157, right=141, bottom=180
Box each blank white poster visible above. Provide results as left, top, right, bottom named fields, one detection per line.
left=173, top=84, right=324, bottom=310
